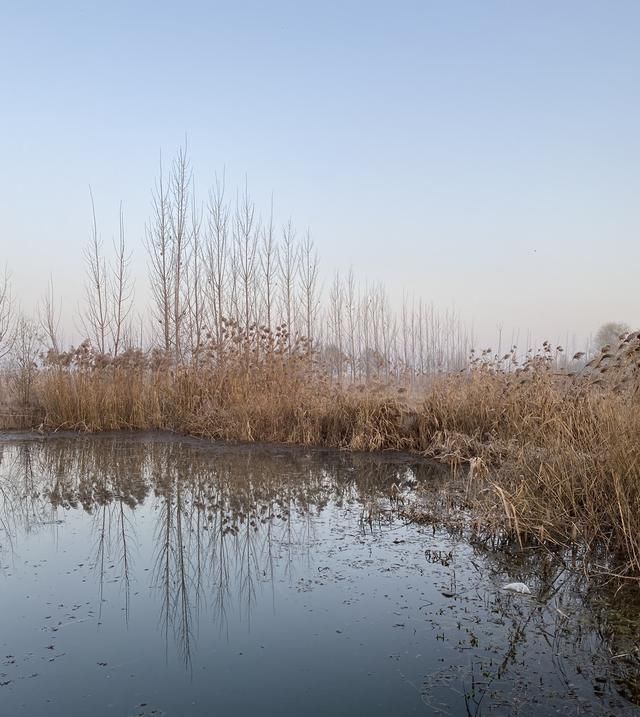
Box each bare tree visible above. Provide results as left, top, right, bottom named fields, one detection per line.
left=146, top=154, right=173, bottom=352
left=0, top=267, right=15, bottom=362
left=361, top=288, right=372, bottom=382
left=259, top=197, right=278, bottom=332
left=299, top=231, right=319, bottom=348
left=82, top=188, right=110, bottom=353
left=234, top=180, right=259, bottom=338
left=373, top=283, right=392, bottom=379
left=110, top=204, right=134, bottom=356
left=401, top=294, right=410, bottom=380
left=185, top=193, right=204, bottom=357
left=278, top=221, right=299, bottom=348
left=594, top=321, right=630, bottom=351
left=345, top=268, right=357, bottom=381
left=228, top=229, right=240, bottom=326
left=328, top=271, right=344, bottom=380
left=146, top=145, right=193, bottom=359
left=38, top=277, right=62, bottom=354
left=204, top=172, right=230, bottom=345
left=168, top=144, right=193, bottom=360
left=11, top=315, right=43, bottom=408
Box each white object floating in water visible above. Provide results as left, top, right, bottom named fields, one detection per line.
left=502, top=582, right=531, bottom=594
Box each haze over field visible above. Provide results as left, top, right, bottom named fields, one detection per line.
left=1, top=1, right=639, bottom=348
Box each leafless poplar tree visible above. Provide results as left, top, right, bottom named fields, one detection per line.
left=146, top=154, right=173, bottom=353
left=234, top=180, right=259, bottom=339
left=299, top=231, right=319, bottom=349
left=204, top=173, right=230, bottom=345
left=146, top=145, right=193, bottom=360
left=38, top=277, right=62, bottom=354
left=361, top=288, right=372, bottom=382
left=328, top=271, right=344, bottom=380
left=12, top=316, right=42, bottom=407
left=0, top=267, right=14, bottom=362
left=278, top=220, right=299, bottom=348
left=185, top=194, right=204, bottom=357
left=82, top=188, right=110, bottom=354
left=110, top=204, right=134, bottom=356
left=168, top=145, right=192, bottom=360
left=345, top=268, right=358, bottom=381
left=259, top=197, right=278, bottom=332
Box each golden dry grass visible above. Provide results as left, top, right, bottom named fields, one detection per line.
left=2, top=329, right=640, bottom=579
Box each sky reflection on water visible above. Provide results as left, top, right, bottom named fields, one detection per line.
left=0, top=434, right=638, bottom=716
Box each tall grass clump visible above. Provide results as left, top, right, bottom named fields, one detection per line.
left=420, top=335, right=640, bottom=578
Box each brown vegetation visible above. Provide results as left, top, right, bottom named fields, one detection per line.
left=1, top=326, right=639, bottom=580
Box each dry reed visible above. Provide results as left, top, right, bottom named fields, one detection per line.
left=2, top=327, right=640, bottom=579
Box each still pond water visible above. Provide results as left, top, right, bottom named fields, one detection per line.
left=0, top=433, right=638, bottom=716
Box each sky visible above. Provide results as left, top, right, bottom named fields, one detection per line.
left=1, top=0, right=639, bottom=350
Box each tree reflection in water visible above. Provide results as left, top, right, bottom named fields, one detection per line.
left=0, top=435, right=639, bottom=714
left=0, top=438, right=422, bottom=659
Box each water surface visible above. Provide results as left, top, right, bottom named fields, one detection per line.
left=0, top=433, right=638, bottom=716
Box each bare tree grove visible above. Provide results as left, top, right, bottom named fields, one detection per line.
left=6, top=146, right=476, bottom=384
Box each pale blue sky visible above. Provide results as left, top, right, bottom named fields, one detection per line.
left=1, top=1, right=639, bottom=347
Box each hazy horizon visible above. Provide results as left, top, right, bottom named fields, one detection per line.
left=2, top=1, right=639, bottom=350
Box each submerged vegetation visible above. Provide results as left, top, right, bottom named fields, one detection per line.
left=0, top=146, right=639, bottom=581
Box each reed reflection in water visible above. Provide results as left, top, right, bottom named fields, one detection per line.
left=0, top=436, right=429, bottom=666
left=0, top=434, right=638, bottom=717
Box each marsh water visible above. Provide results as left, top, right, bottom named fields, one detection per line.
left=0, top=434, right=638, bottom=716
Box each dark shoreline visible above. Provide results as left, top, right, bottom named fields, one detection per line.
left=0, top=427, right=447, bottom=470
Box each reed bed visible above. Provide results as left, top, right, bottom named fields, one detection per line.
left=1, top=327, right=640, bottom=579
